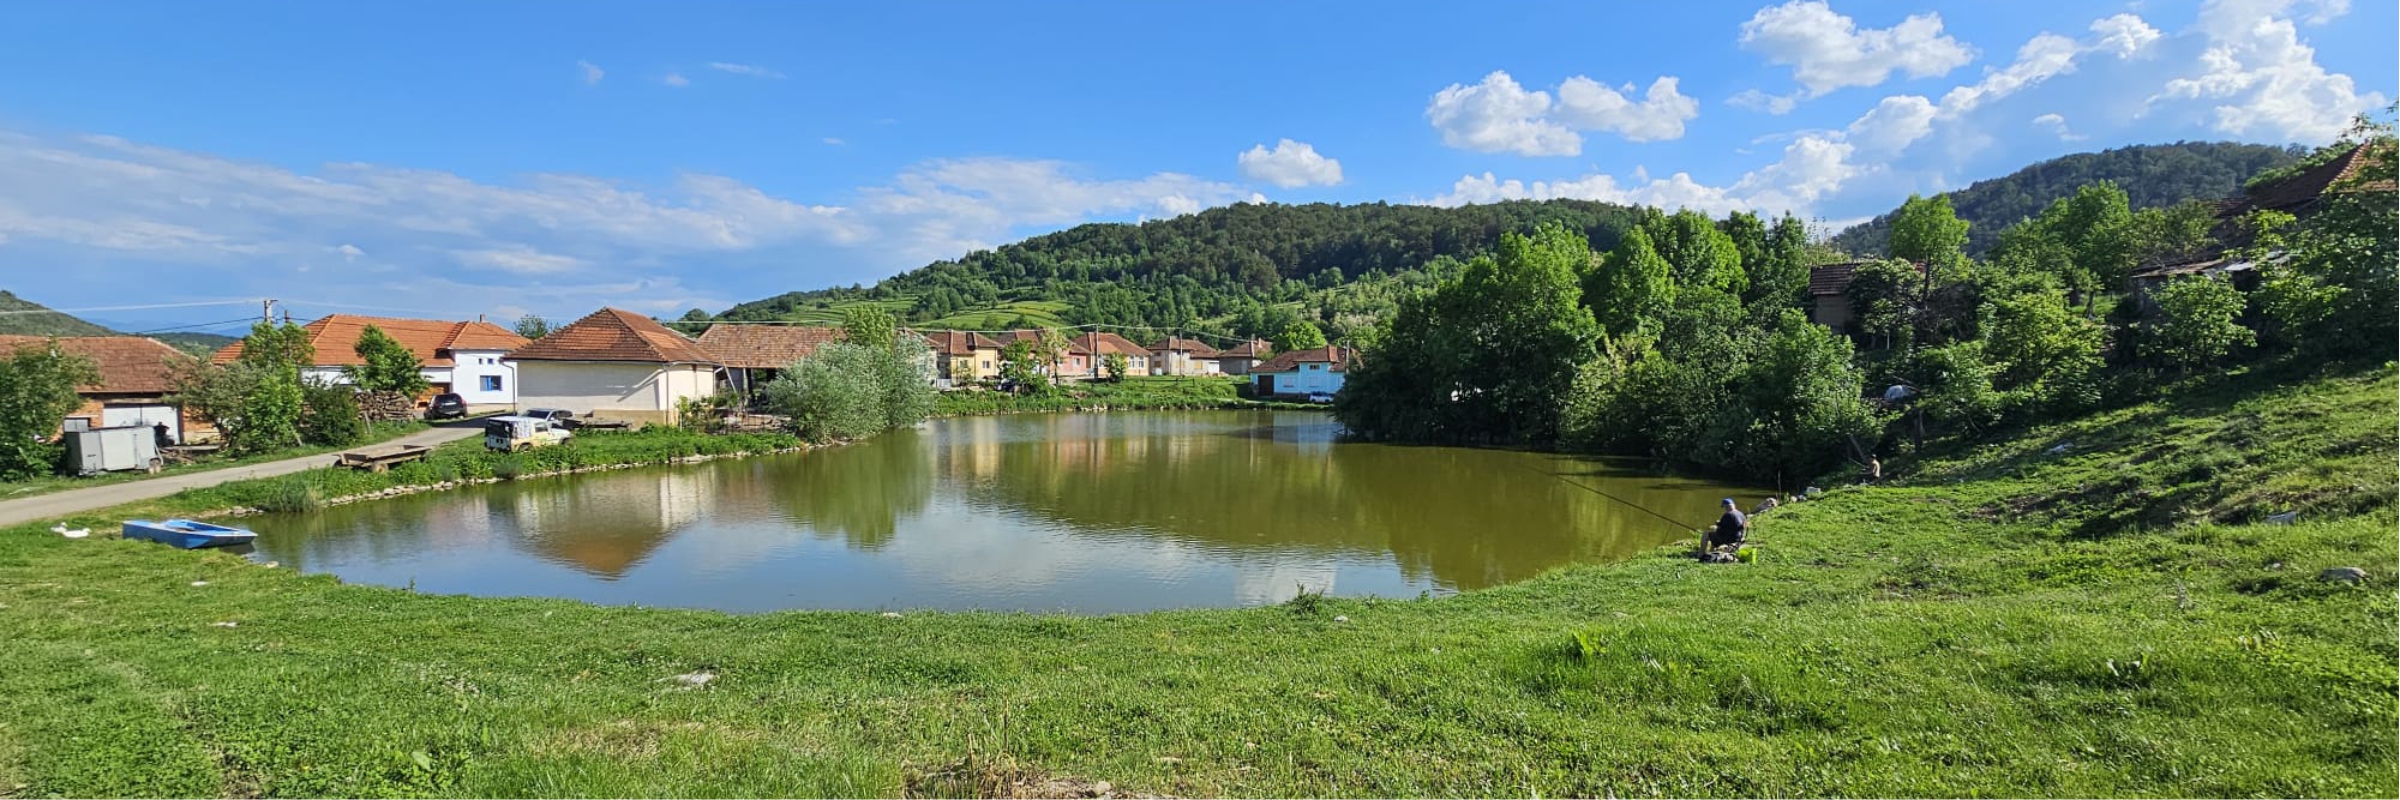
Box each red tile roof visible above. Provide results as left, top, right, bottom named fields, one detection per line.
left=1147, top=337, right=1222, bottom=357
left=0, top=335, right=194, bottom=395
left=1806, top=260, right=1923, bottom=297
left=505, top=308, right=719, bottom=364
left=694, top=325, right=845, bottom=369
left=912, top=329, right=1003, bottom=357
left=210, top=314, right=528, bottom=368
left=1253, top=346, right=1355, bottom=374
left=1074, top=331, right=1149, bottom=356
left=991, top=329, right=1091, bottom=355
left=1215, top=339, right=1271, bottom=359
left=2225, top=141, right=2396, bottom=219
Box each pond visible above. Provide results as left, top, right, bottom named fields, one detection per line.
left=244, top=411, right=1761, bottom=614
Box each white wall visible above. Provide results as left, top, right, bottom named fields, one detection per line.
left=448, top=349, right=516, bottom=405
left=302, top=366, right=454, bottom=394
left=513, top=361, right=719, bottom=423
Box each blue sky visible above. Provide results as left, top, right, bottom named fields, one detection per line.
left=0, top=0, right=2389, bottom=331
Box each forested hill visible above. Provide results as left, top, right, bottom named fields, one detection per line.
left=1830, top=141, right=2301, bottom=257
left=717, top=200, right=1648, bottom=338
left=0, top=290, right=115, bottom=337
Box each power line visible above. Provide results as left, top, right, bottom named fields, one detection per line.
left=0, top=298, right=263, bottom=316
left=130, top=317, right=266, bottom=335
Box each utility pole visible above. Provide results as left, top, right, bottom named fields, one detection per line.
left=261, top=298, right=275, bottom=323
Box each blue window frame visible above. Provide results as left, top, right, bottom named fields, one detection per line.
left=480, top=375, right=503, bottom=392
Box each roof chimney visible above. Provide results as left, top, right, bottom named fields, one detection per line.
left=478, top=314, right=486, bottom=323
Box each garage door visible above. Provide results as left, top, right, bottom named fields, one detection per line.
left=102, top=404, right=181, bottom=443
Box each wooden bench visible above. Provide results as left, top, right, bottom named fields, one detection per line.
left=334, top=443, right=434, bottom=472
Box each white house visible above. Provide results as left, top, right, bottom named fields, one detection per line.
left=210, top=314, right=529, bottom=410
left=504, top=308, right=722, bottom=425
left=1248, top=346, right=1354, bottom=397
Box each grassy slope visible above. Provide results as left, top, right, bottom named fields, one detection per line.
left=0, top=369, right=2391, bottom=797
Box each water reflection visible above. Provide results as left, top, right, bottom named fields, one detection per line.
left=245, top=411, right=1755, bottom=613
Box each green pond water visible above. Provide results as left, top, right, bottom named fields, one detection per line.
left=246, top=411, right=1759, bottom=613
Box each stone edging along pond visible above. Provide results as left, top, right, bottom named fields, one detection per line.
left=202, top=442, right=833, bottom=518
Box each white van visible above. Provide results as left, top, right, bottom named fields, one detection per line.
left=483, top=415, right=573, bottom=452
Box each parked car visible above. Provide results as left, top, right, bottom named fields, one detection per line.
left=1305, top=391, right=1335, bottom=404
left=425, top=393, right=469, bottom=420
left=520, top=408, right=580, bottom=429
left=484, top=416, right=573, bottom=451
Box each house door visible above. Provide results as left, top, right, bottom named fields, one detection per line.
left=1256, top=374, right=1275, bottom=396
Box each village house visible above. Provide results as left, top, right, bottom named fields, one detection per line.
left=1070, top=331, right=1151, bottom=379
left=209, top=314, right=528, bottom=410
left=3, top=335, right=210, bottom=444
left=1213, top=339, right=1272, bottom=375
left=1249, top=346, right=1355, bottom=398
left=2130, top=142, right=2394, bottom=313
left=504, top=308, right=722, bottom=425
left=1146, top=337, right=1222, bottom=376
left=990, top=329, right=1093, bottom=379
left=1803, top=261, right=1878, bottom=334
left=694, top=324, right=845, bottom=396
left=916, top=329, right=1003, bottom=386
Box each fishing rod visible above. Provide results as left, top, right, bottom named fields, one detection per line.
left=1511, top=461, right=1710, bottom=536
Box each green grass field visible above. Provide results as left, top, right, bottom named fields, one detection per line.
left=0, top=367, right=2391, bottom=797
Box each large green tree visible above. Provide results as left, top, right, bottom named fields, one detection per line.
left=1583, top=226, right=1676, bottom=337
left=1273, top=321, right=1327, bottom=352
left=1886, top=194, right=1970, bottom=272
left=345, top=325, right=430, bottom=398
left=0, top=340, right=99, bottom=480
left=2144, top=276, right=2254, bottom=373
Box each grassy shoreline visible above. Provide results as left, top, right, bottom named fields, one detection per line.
left=0, top=369, right=2392, bottom=797
left=0, top=420, right=428, bottom=502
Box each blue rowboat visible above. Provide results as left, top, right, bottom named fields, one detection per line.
left=122, top=519, right=257, bottom=549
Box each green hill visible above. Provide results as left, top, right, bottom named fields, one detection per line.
left=0, top=290, right=115, bottom=337
left=1830, top=141, right=2302, bottom=257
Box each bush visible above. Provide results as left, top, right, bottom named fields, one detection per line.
left=0, top=341, right=97, bottom=480
left=300, top=384, right=367, bottom=447
left=256, top=476, right=322, bottom=513
left=760, top=341, right=935, bottom=442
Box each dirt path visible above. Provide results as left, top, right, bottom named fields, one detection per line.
left=0, top=424, right=483, bottom=528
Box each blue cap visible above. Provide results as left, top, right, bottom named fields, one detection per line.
left=1722, top=497, right=1735, bottom=505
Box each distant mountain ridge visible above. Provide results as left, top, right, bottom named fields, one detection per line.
left=0, top=291, right=236, bottom=356
left=1829, top=141, right=2303, bottom=257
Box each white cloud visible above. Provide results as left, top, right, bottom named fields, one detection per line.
left=1554, top=77, right=1701, bottom=142
left=822, top=137, right=846, bottom=146
left=1236, top=139, right=1344, bottom=188
left=1425, top=71, right=1581, bottom=156
left=662, top=73, right=689, bottom=88
left=1429, top=133, right=1856, bottom=217
left=2032, top=113, right=2089, bottom=141
left=1425, top=70, right=1699, bottom=155
left=1939, top=33, right=2083, bottom=115
left=1845, top=95, right=1939, bottom=152
left=2089, top=14, right=2164, bottom=58
left=1728, top=89, right=1800, bottom=115
left=1738, top=0, right=1976, bottom=98
left=0, top=128, right=1249, bottom=319
left=707, top=62, right=786, bottom=80
left=576, top=60, right=605, bottom=86
left=456, top=246, right=587, bottom=274
left=2150, top=0, right=2386, bottom=142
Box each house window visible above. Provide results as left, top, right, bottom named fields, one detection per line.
left=481, top=375, right=504, bottom=392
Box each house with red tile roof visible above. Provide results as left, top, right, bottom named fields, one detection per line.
left=1146, top=336, right=1223, bottom=376
left=1213, top=339, right=1272, bottom=375
left=2, top=335, right=210, bottom=443
left=913, top=329, right=1005, bottom=384
left=1249, top=346, right=1356, bottom=398
left=695, top=324, right=846, bottom=395
left=504, top=308, right=722, bottom=425
left=1070, top=331, right=1151, bottom=379
left=990, top=329, right=1094, bottom=379
left=210, top=314, right=529, bottom=408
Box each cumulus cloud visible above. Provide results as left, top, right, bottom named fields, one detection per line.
left=1737, top=0, right=1976, bottom=98
left=577, top=60, right=605, bottom=86
left=2089, top=14, right=2164, bottom=58
left=2150, top=0, right=2386, bottom=142
left=1236, top=139, right=1344, bottom=188
left=1938, top=32, right=2084, bottom=115
left=707, top=62, right=786, bottom=79
left=1554, top=77, right=1701, bottom=142
left=2032, top=113, right=2088, bottom=141
left=0, top=129, right=1247, bottom=319
left=1845, top=95, right=1939, bottom=152
left=1425, top=72, right=1581, bottom=156
left=1426, top=70, right=1699, bottom=156
left=1428, top=133, right=1857, bottom=217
